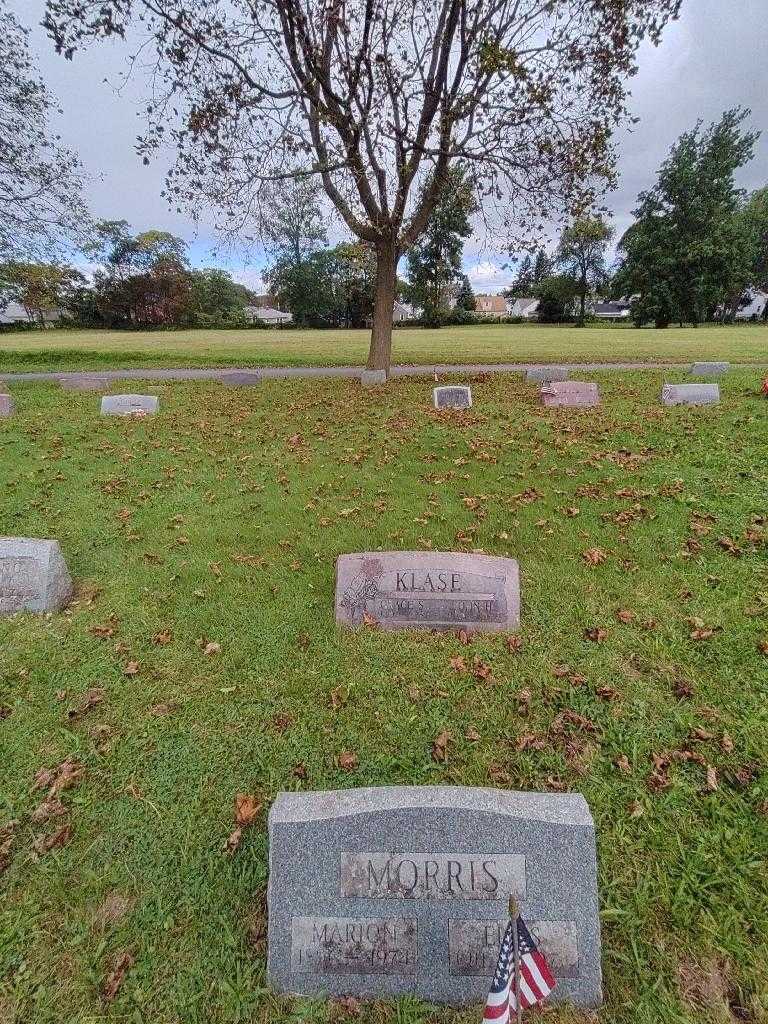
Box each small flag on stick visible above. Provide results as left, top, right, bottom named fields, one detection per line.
left=482, top=897, right=555, bottom=1023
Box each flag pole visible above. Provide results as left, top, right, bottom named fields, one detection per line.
left=509, top=895, right=522, bottom=1024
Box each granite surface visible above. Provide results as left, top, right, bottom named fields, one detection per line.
left=360, top=370, right=387, bottom=386
left=335, top=552, right=520, bottom=632
left=267, top=786, right=601, bottom=1006
left=540, top=382, right=600, bottom=408
left=433, top=386, right=472, bottom=410
left=100, top=394, right=159, bottom=416
left=661, top=383, right=720, bottom=406
left=690, top=361, right=729, bottom=377
left=0, top=537, right=73, bottom=614
left=0, top=394, right=14, bottom=417
left=526, top=366, right=570, bottom=383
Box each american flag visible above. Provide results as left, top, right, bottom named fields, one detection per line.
left=482, top=915, right=555, bottom=1022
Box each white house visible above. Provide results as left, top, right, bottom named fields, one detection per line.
left=0, top=300, right=61, bottom=326
left=508, top=297, right=540, bottom=319
left=245, top=305, right=293, bottom=325
left=393, top=301, right=417, bottom=322
left=735, top=290, right=768, bottom=320
left=592, top=301, right=632, bottom=321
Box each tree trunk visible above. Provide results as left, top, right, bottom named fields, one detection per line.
left=367, top=236, right=399, bottom=374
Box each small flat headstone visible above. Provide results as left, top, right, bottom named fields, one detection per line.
left=360, top=369, right=387, bottom=386
left=335, top=551, right=519, bottom=632
left=267, top=785, right=601, bottom=1007
left=661, top=383, right=720, bottom=407
left=100, top=394, right=159, bottom=416
left=0, top=394, right=14, bottom=418
left=690, top=361, right=729, bottom=377
left=220, top=371, right=262, bottom=386
left=526, top=366, right=570, bottom=383
left=0, top=537, right=73, bottom=614
left=58, top=377, right=109, bottom=391
left=433, top=386, right=472, bottom=410
left=540, top=382, right=600, bottom=408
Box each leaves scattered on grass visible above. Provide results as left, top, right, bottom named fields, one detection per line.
left=101, top=951, right=134, bottom=1003
left=584, top=627, right=608, bottom=643
left=337, top=751, right=359, bottom=772
left=67, top=688, right=105, bottom=721
left=582, top=547, right=608, bottom=566
left=33, top=823, right=73, bottom=855
left=33, top=759, right=85, bottom=796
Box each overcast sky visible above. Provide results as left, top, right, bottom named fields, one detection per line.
left=12, top=0, right=768, bottom=293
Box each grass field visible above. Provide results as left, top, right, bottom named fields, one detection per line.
left=1, top=369, right=767, bottom=1024
left=1, top=323, right=768, bottom=373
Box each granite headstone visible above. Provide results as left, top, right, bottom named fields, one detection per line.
left=335, top=551, right=520, bottom=632
left=526, top=366, right=570, bottom=384
left=59, top=377, right=109, bottom=391
left=0, top=537, right=73, bottom=614
left=361, top=370, right=387, bottom=386
left=100, top=394, right=159, bottom=416
left=267, top=786, right=601, bottom=1007
left=0, top=394, right=14, bottom=418
left=540, top=382, right=600, bottom=408
left=661, top=383, right=720, bottom=407
left=220, top=371, right=262, bottom=386
left=433, top=386, right=472, bottom=410
left=690, top=361, right=729, bottom=377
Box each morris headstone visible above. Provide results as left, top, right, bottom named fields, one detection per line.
left=220, top=371, right=262, bottom=386
left=0, top=394, right=14, bottom=418
left=433, top=386, right=472, bottom=410
left=59, top=377, right=109, bottom=391
left=661, top=383, right=720, bottom=407
left=267, top=786, right=602, bottom=1007
left=540, top=382, right=600, bottom=408
left=100, top=394, right=159, bottom=416
left=335, top=551, right=519, bottom=632
left=0, top=537, right=73, bottom=614
left=361, top=370, right=387, bottom=386
left=526, top=366, right=570, bottom=384
left=690, top=361, right=729, bottom=377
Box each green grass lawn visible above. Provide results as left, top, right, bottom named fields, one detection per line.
left=1, top=323, right=768, bottom=373
left=1, top=370, right=767, bottom=1024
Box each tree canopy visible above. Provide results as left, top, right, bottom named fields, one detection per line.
left=45, top=0, right=682, bottom=371
left=556, top=216, right=614, bottom=323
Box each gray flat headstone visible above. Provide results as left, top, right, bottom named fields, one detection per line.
left=100, top=394, right=159, bottom=416
left=360, top=369, right=387, bottom=386
left=690, top=361, right=729, bottom=377
left=220, top=371, right=262, bottom=386
left=526, top=366, right=570, bottom=383
left=267, top=786, right=601, bottom=1007
left=433, top=386, right=472, bottom=410
left=540, top=382, right=600, bottom=408
left=58, top=377, right=110, bottom=391
left=661, top=383, right=720, bottom=407
left=0, top=394, right=14, bottom=417
left=0, top=537, right=73, bottom=614
left=335, top=551, right=519, bottom=632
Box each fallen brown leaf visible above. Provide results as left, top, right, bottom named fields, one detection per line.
left=582, top=548, right=608, bottom=566
left=616, top=609, right=635, bottom=624
left=431, top=730, right=452, bottom=762
left=338, top=751, right=359, bottom=772
left=584, top=627, right=608, bottom=643
left=203, top=642, right=221, bottom=656
left=101, top=951, right=134, bottom=1002
left=34, top=823, right=73, bottom=854
left=67, top=688, right=105, bottom=721
left=234, top=793, right=263, bottom=827
left=614, top=754, right=632, bottom=775
left=505, top=634, right=523, bottom=653
left=449, top=655, right=467, bottom=672
left=123, top=661, right=140, bottom=676
left=151, top=628, right=173, bottom=645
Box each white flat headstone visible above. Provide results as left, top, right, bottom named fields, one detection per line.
left=433, top=386, right=472, bottom=410
left=540, top=382, right=600, bottom=408
left=0, top=537, right=73, bottom=614
left=0, top=394, right=14, bottom=417
left=100, top=394, right=159, bottom=416
left=690, top=362, right=729, bottom=377
left=361, top=369, right=387, bottom=386
left=335, top=551, right=519, bottom=632
left=661, top=383, right=720, bottom=406
left=526, top=366, right=570, bottom=383
left=267, top=786, right=602, bottom=1007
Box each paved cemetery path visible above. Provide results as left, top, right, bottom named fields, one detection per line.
left=2, top=360, right=765, bottom=386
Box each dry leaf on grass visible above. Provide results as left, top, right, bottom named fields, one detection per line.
left=616, top=609, right=635, bottom=624
left=337, top=751, right=359, bottom=772
left=582, top=548, right=608, bottom=566
left=614, top=755, right=632, bottom=775
left=584, top=627, right=608, bottom=643
left=505, top=634, right=523, bottom=653
left=101, top=951, right=134, bottom=1003
left=67, top=688, right=105, bottom=721
left=151, top=628, right=173, bottom=645
left=203, top=641, right=221, bottom=656
left=449, top=655, right=467, bottom=672
left=431, top=730, right=451, bottom=762
left=234, top=793, right=263, bottom=827
left=34, top=823, right=73, bottom=854
left=123, top=661, right=140, bottom=676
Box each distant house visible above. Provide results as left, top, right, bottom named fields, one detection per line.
left=735, top=290, right=768, bottom=320
left=245, top=305, right=293, bottom=325
left=508, top=297, right=540, bottom=320
left=474, top=294, right=508, bottom=318
left=593, top=300, right=632, bottom=321
left=0, top=300, right=61, bottom=327
left=393, top=301, right=417, bottom=322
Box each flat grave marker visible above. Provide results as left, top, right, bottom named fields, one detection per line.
left=220, top=371, right=262, bottom=386
left=0, top=394, right=14, bottom=418
left=100, top=394, right=159, bottom=417
left=526, top=366, right=570, bottom=383
left=335, top=551, right=519, bottom=632
left=433, top=386, right=472, bottom=410
left=690, top=361, right=729, bottom=377
left=661, top=383, right=720, bottom=407
left=267, top=786, right=602, bottom=1007
left=540, top=382, right=600, bottom=408
left=360, top=369, right=387, bottom=386
left=59, top=377, right=110, bottom=391
left=0, top=537, right=73, bottom=614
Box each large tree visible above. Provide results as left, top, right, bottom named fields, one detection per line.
left=556, top=216, right=614, bottom=324
left=45, top=0, right=681, bottom=373
left=613, top=109, right=759, bottom=327
left=0, top=1, right=89, bottom=261
left=1, top=260, right=85, bottom=324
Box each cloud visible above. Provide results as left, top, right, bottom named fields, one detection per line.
left=465, top=261, right=514, bottom=293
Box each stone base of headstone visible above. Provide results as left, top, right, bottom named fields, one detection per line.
left=540, top=382, right=600, bottom=408
left=220, top=371, right=262, bottom=386
left=0, top=537, right=73, bottom=614
left=433, top=385, right=472, bottom=410
left=100, top=394, right=159, bottom=416
left=360, top=369, right=387, bottom=386
left=267, top=786, right=602, bottom=1007
left=335, top=551, right=520, bottom=632
left=59, top=377, right=110, bottom=391
left=661, top=383, right=720, bottom=406
left=0, top=394, right=14, bottom=417
left=690, top=361, right=729, bottom=377
left=526, top=366, right=570, bottom=383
